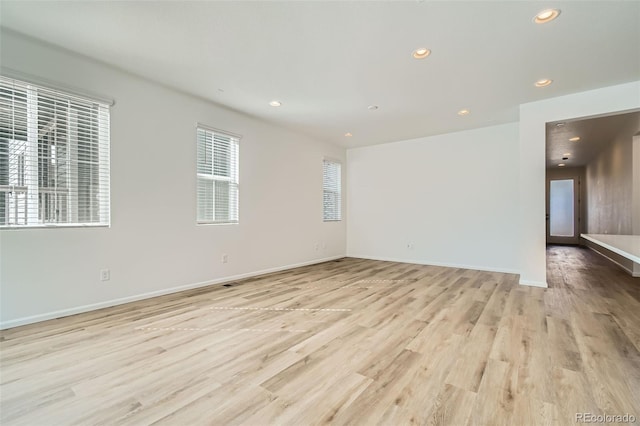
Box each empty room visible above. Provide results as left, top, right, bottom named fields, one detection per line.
left=1, top=1, right=639, bottom=425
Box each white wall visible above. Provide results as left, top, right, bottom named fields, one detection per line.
left=347, top=123, right=520, bottom=274
left=0, top=31, right=346, bottom=328
left=519, top=81, right=640, bottom=286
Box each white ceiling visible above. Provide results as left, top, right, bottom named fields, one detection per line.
left=1, top=1, right=638, bottom=148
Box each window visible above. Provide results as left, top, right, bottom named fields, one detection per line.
left=196, top=125, right=239, bottom=224
left=323, top=159, right=341, bottom=221
left=0, top=76, right=110, bottom=228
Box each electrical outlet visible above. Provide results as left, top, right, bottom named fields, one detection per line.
left=100, top=269, right=110, bottom=281
left=222, top=254, right=228, bottom=263
left=314, top=243, right=319, bottom=251
left=407, top=243, right=414, bottom=250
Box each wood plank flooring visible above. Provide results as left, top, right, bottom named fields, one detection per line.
left=1, top=248, right=639, bottom=425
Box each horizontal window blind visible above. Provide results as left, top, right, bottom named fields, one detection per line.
left=197, top=126, right=239, bottom=224
left=323, top=159, right=341, bottom=221
left=0, top=76, right=110, bottom=228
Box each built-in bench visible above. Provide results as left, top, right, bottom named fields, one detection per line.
left=581, top=234, right=640, bottom=277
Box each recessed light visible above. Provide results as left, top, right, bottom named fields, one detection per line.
left=563, top=152, right=571, bottom=156
left=457, top=109, right=470, bottom=116
left=269, top=100, right=282, bottom=107
left=412, top=48, right=431, bottom=59
left=367, top=105, right=379, bottom=111
left=535, top=79, right=553, bottom=87
left=345, top=132, right=353, bottom=137
left=534, top=8, right=561, bottom=24
left=569, top=136, right=580, bottom=142
left=558, top=163, right=566, bottom=167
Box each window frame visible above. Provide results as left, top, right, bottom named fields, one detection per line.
left=322, top=158, right=342, bottom=222
left=0, top=75, right=111, bottom=229
left=196, top=124, right=240, bottom=225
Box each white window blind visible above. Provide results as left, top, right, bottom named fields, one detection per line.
left=0, top=76, right=110, bottom=228
left=323, top=159, right=341, bottom=221
left=197, top=126, right=239, bottom=224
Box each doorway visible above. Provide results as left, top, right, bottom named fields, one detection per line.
left=546, top=170, right=582, bottom=245
left=545, top=111, right=640, bottom=248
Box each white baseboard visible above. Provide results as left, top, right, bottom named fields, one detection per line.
left=518, top=279, right=548, bottom=288
left=0, top=255, right=345, bottom=330
left=347, top=253, right=521, bottom=276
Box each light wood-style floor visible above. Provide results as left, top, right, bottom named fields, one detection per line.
left=1, top=247, right=639, bottom=425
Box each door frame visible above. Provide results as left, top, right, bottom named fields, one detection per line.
left=546, top=168, right=583, bottom=245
